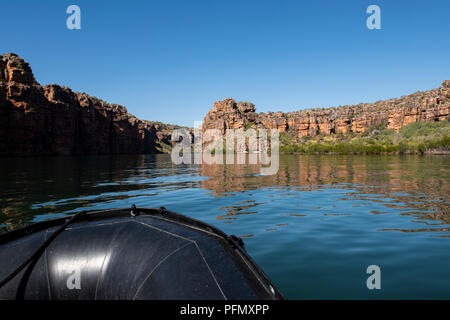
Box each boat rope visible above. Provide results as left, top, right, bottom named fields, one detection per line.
left=0, top=210, right=87, bottom=289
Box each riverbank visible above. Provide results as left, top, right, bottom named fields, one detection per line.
left=279, top=120, right=449, bottom=155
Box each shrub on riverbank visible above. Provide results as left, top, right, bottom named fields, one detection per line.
left=280, top=120, right=450, bottom=154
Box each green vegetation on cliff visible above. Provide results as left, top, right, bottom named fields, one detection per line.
left=280, top=120, right=450, bottom=154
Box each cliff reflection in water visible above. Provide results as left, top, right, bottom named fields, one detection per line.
left=200, top=155, right=450, bottom=229
left=1, top=154, right=450, bottom=299
left=0, top=154, right=449, bottom=235
left=0, top=155, right=189, bottom=230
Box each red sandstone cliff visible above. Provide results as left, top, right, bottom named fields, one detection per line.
left=2, top=53, right=448, bottom=157
left=203, top=82, right=450, bottom=138
left=0, top=53, right=177, bottom=156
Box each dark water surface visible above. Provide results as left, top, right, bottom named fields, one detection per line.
left=0, top=154, right=449, bottom=299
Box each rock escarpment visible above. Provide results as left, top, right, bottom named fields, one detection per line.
left=0, top=53, right=177, bottom=156
left=203, top=82, right=450, bottom=138
left=2, top=53, right=448, bottom=157
left=202, top=99, right=258, bottom=132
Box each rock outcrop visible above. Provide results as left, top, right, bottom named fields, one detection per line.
left=2, top=53, right=448, bottom=157
left=203, top=82, right=450, bottom=138
left=0, top=53, right=177, bottom=156
left=202, top=98, right=259, bottom=133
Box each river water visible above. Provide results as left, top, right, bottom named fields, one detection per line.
left=0, top=154, right=449, bottom=299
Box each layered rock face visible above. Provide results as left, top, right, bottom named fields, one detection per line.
left=202, top=98, right=259, bottom=132
left=0, top=53, right=175, bottom=156
left=2, top=53, right=448, bottom=157
left=203, top=82, right=450, bottom=138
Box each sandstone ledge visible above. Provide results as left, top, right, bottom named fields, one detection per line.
left=202, top=82, right=450, bottom=138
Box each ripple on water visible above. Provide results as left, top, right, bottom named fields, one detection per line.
left=0, top=154, right=449, bottom=298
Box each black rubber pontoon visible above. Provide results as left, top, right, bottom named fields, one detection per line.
left=0, top=207, right=284, bottom=300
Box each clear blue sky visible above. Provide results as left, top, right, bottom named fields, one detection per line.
left=1, top=0, right=449, bottom=126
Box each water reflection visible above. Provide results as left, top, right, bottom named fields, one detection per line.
left=200, top=155, right=450, bottom=228
left=0, top=154, right=449, bottom=234
left=1, top=154, right=450, bottom=298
